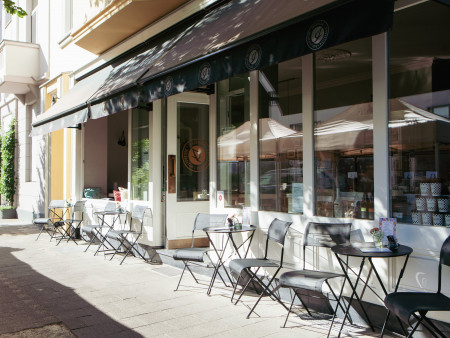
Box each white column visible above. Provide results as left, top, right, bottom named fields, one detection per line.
left=372, top=33, right=390, bottom=220
left=151, top=101, right=164, bottom=246
left=209, top=88, right=217, bottom=211
left=302, top=53, right=315, bottom=218
left=249, top=71, right=259, bottom=215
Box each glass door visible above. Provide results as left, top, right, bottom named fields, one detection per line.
left=166, top=93, right=210, bottom=244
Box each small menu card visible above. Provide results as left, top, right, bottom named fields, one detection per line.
left=379, top=217, right=397, bottom=241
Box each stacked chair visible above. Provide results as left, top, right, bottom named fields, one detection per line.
left=278, top=222, right=352, bottom=332
left=81, top=201, right=117, bottom=254
left=172, top=213, right=228, bottom=291
left=52, top=200, right=86, bottom=245
left=381, top=235, right=450, bottom=338
left=104, top=204, right=148, bottom=265
left=34, top=200, right=70, bottom=241
left=229, top=218, right=292, bottom=318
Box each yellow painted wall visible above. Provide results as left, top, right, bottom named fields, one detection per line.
left=46, top=74, right=72, bottom=204
left=50, top=129, right=64, bottom=200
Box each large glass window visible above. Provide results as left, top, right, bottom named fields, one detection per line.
left=389, top=1, right=450, bottom=226
left=177, top=102, right=209, bottom=201
left=217, top=74, right=250, bottom=207
left=131, top=109, right=150, bottom=200
left=259, top=58, right=303, bottom=213
left=314, top=37, right=374, bottom=219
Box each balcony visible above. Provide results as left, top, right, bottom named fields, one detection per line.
left=70, top=0, right=190, bottom=55
left=0, top=40, right=40, bottom=95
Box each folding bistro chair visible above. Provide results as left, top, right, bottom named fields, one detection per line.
left=53, top=200, right=86, bottom=245
left=172, top=213, right=228, bottom=291
left=105, top=204, right=148, bottom=264
left=381, top=235, right=450, bottom=338
left=81, top=201, right=117, bottom=253
left=279, top=222, right=352, bottom=329
left=34, top=200, right=67, bottom=241
left=229, top=218, right=292, bottom=318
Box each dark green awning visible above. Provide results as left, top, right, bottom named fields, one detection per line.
left=31, top=0, right=394, bottom=135
left=90, top=0, right=394, bottom=113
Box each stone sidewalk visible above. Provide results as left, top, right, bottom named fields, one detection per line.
left=0, top=220, right=383, bottom=337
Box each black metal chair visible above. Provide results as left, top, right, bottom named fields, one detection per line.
left=81, top=201, right=117, bottom=253
left=279, top=222, right=352, bottom=328
left=172, top=213, right=228, bottom=291
left=53, top=200, right=86, bottom=245
left=34, top=200, right=67, bottom=241
left=229, top=218, right=292, bottom=318
left=381, top=235, right=450, bottom=338
left=105, top=204, right=149, bottom=265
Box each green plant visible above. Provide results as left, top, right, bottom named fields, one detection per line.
left=0, top=205, right=14, bottom=211
left=3, top=1, right=27, bottom=17
left=0, top=119, right=16, bottom=206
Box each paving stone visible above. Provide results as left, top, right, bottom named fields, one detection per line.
left=0, top=223, right=385, bottom=338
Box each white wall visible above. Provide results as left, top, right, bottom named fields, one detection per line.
left=107, top=111, right=128, bottom=194
left=83, top=117, right=107, bottom=195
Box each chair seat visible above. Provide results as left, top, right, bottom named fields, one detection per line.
left=106, top=230, right=136, bottom=240
left=33, top=218, right=50, bottom=224
left=81, top=224, right=100, bottom=234
left=279, top=269, right=344, bottom=293
left=230, top=258, right=279, bottom=276
left=173, top=247, right=209, bottom=262
left=385, top=292, right=450, bottom=324
left=62, top=218, right=82, bottom=223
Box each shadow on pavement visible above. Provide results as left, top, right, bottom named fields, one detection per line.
left=0, top=245, right=143, bottom=337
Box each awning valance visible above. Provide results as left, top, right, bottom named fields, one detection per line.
left=30, top=66, right=113, bottom=136
left=31, top=0, right=394, bottom=136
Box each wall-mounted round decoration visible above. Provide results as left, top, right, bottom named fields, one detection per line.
left=245, top=44, right=262, bottom=70
left=182, top=138, right=209, bottom=173
left=198, top=62, right=212, bottom=85
left=164, top=76, right=174, bottom=96
left=306, top=20, right=329, bottom=51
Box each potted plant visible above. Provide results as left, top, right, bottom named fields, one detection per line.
left=0, top=118, right=17, bottom=219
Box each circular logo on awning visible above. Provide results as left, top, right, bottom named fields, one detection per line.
left=182, top=139, right=209, bottom=172
left=245, top=44, right=262, bottom=70
left=198, top=62, right=211, bottom=85
left=306, top=20, right=329, bottom=51
left=164, top=76, right=174, bottom=96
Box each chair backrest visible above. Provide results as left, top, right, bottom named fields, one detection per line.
left=264, top=218, right=292, bottom=261
left=130, top=205, right=148, bottom=234
left=191, top=213, right=228, bottom=247
left=104, top=201, right=116, bottom=212
left=302, top=222, right=351, bottom=270
left=438, top=235, right=450, bottom=293
left=193, top=213, right=228, bottom=231
left=267, top=218, right=292, bottom=244
left=72, top=200, right=85, bottom=212
left=71, top=200, right=86, bottom=220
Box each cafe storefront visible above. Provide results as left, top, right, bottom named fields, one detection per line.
left=31, top=0, right=450, bottom=327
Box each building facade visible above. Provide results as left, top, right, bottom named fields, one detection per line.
left=1, top=0, right=449, bottom=328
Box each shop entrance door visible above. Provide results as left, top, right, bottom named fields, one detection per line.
left=166, top=93, right=210, bottom=248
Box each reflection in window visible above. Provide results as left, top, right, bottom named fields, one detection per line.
left=259, top=59, right=303, bottom=213
left=217, top=74, right=250, bottom=207
left=131, top=109, right=149, bottom=200
left=389, top=2, right=450, bottom=225
left=314, top=37, right=374, bottom=219
left=177, top=102, right=209, bottom=201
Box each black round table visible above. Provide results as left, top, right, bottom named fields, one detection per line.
left=330, top=244, right=413, bottom=337
left=204, top=225, right=257, bottom=295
